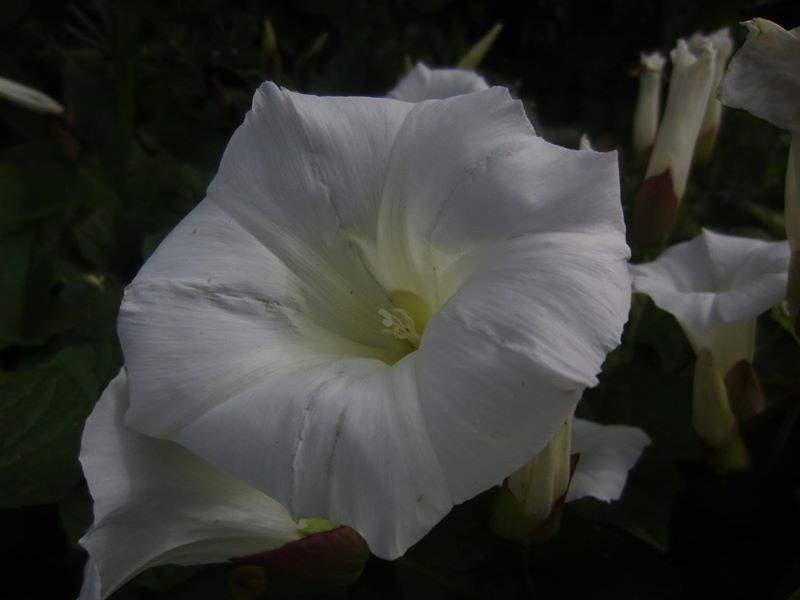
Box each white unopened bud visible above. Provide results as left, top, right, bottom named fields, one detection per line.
left=645, top=39, right=716, bottom=200
left=689, top=27, right=734, bottom=158
left=633, top=52, right=666, bottom=160
left=507, top=416, right=572, bottom=523
left=0, top=75, right=64, bottom=115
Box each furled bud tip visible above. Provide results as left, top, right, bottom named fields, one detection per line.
left=692, top=348, right=750, bottom=471
left=491, top=418, right=576, bottom=544
left=632, top=40, right=716, bottom=251
left=0, top=75, right=64, bottom=115
left=689, top=27, right=734, bottom=162
left=234, top=522, right=369, bottom=588
left=633, top=51, right=666, bottom=162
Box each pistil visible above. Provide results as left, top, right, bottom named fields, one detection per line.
left=378, top=307, right=422, bottom=347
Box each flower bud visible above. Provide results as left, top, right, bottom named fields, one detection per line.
left=491, top=418, right=574, bottom=543
left=689, top=27, right=733, bottom=161
left=0, top=75, right=64, bottom=115
left=633, top=52, right=666, bottom=162
left=632, top=40, right=716, bottom=250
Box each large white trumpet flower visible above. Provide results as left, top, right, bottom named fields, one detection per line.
left=116, top=81, right=631, bottom=560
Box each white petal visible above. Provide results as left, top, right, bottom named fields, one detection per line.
left=77, top=560, right=101, bottom=600
left=0, top=75, right=64, bottom=115
left=155, top=355, right=452, bottom=560
left=630, top=229, right=789, bottom=371
left=718, top=19, right=800, bottom=132
left=79, top=371, right=301, bottom=598
left=566, top=419, right=651, bottom=503
left=416, top=232, right=631, bottom=501
left=645, top=40, right=716, bottom=197
left=388, top=63, right=489, bottom=101
left=426, top=137, right=625, bottom=255
left=205, top=82, right=415, bottom=351
left=373, top=87, right=538, bottom=298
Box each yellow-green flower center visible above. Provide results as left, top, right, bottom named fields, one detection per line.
left=378, top=290, right=430, bottom=353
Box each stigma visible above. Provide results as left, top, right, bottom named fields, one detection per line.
left=378, top=307, right=422, bottom=348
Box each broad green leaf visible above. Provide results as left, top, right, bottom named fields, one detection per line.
left=0, top=229, right=76, bottom=348
left=0, top=344, right=121, bottom=507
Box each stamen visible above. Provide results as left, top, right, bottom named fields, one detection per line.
left=378, top=307, right=422, bottom=347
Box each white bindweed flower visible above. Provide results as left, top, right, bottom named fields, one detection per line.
left=493, top=415, right=650, bottom=542
left=0, top=74, right=64, bottom=115
left=388, top=62, right=489, bottom=101
left=79, top=370, right=366, bottom=599
left=632, top=40, right=716, bottom=249
left=630, top=228, right=789, bottom=375
left=718, top=18, right=800, bottom=328
left=117, top=81, right=631, bottom=559
left=633, top=52, right=666, bottom=160
left=631, top=229, right=787, bottom=468
left=688, top=27, right=734, bottom=157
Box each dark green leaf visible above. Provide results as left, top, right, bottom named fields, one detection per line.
left=0, top=343, right=120, bottom=506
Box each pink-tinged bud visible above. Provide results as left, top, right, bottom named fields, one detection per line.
left=630, top=169, right=678, bottom=251
left=234, top=524, right=369, bottom=588
left=724, top=359, right=765, bottom=422
left=634, top=39, right=716, bottom=249
left=646, top=40, right=715, bottom=195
